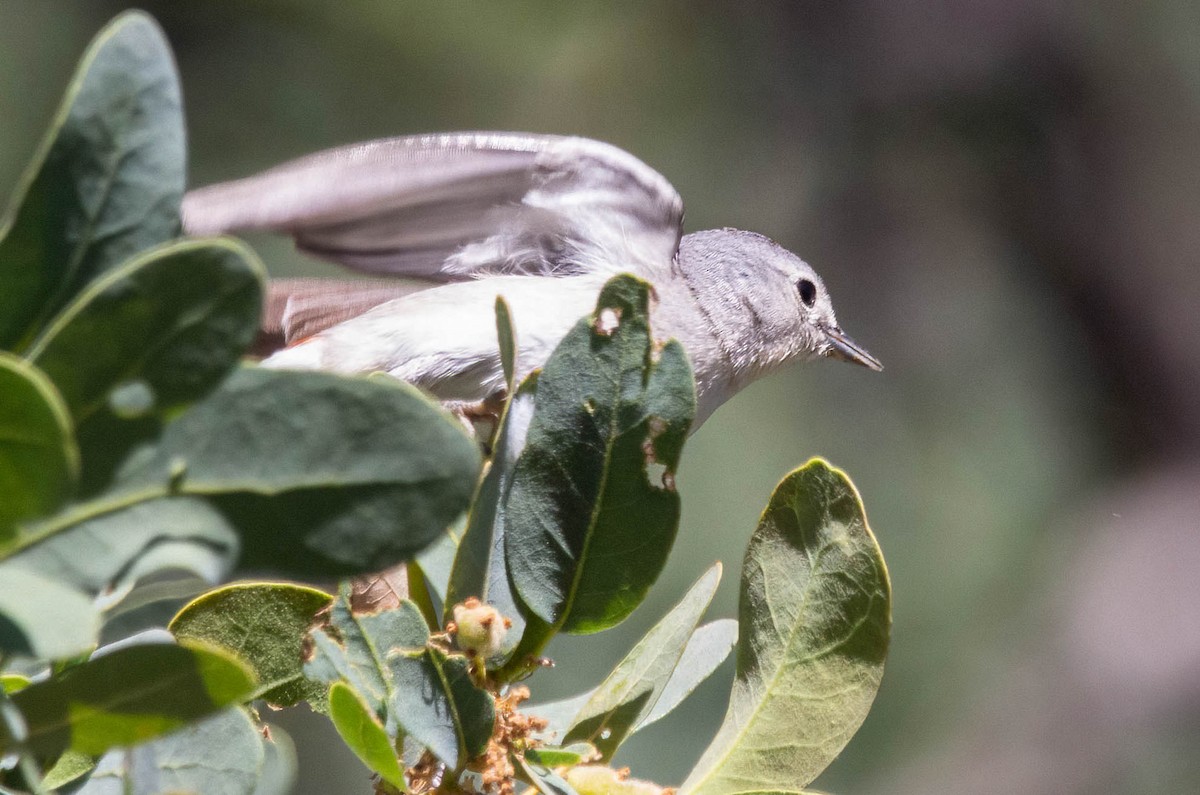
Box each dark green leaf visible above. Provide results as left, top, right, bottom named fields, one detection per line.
left=0, top=641, right=256, bottom=760
left=304, top=585, right=429, bottom=725
left=506, top=275, right=695, bottom=634
left=565, top=564, right=722, bottom=759
left=681, top=460, right=891, bottom=794
left=0, top=354, right=78, bottom=537
left=0, top=11, right=185, bottom=349
left=4, top=367, right=481, bottom=580
left=387, top=646, right=495, bottom=770
left=0, top=567, right=98, bottom=659
left=28, top=239, right=264, bottom=491
left=328, top=681, right=406, bottom=790
left=86, top=707, right=265, bottom=795
left=169, top=582, right=332, bottom=707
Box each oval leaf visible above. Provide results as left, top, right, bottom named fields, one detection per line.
left=387, top=646, right=496, bottom=770
left=506, top=274, right=696, bottom=634
left=0, top=11, right=185, bottom=349
left=28, top=238, right=264, bottom=490
left=0, top=354, right=77, bottom=536
left=328, top=681, right=406, bottom=789
left=170, top=582, right=332, bottom=707
left=682, top=460, right=891, bottom=794
left=0, top=641, right=256, bottom=760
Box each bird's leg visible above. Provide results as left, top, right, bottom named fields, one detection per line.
left=444, top=391, right=508, bottom=449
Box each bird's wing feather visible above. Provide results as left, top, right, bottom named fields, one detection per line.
left=253, top=277, right=428, bottom=354
left=182, top=132, right=684, bottom=281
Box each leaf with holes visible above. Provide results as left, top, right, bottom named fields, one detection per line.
left=170, top=582, right=332, bottom=708
left=505, top=274, right=695, bottom=635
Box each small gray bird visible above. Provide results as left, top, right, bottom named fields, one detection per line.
left=183, top=133, right=880, bottom=426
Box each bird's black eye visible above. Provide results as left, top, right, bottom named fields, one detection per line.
left=798, top=278, right=817, bottom=307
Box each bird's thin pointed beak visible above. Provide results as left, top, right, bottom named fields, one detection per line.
left=823, top=326, right=883, bottom=371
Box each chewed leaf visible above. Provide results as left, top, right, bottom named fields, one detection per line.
left=170, top=582, right=332, bottom=707
left=682, top=460, right=891, bottom=794
left=506, top=275, right=696, bottom=635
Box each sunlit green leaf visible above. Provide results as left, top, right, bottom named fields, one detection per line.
left=0, top=353, right=77, bottom=537
left=40, top=748, right=94, bottom=790
left=506, top=274, right=695, bottom=634
left=328, top=681, right=406, bottom=790
left=565, top=564, right=721, bottom=759
left=170, top=582, right=332, bottom=707
left=0, top=11, right=184, bottom=349
left=0, top=641, right=256, bottom=760
left=682, top=460, right=891, bottom=794
left=635, top=619, right=737, bottom=731
left=526, top=742, right=596, bottom=767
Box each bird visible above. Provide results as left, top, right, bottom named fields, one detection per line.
left=182, top=132, right=881, bottom=427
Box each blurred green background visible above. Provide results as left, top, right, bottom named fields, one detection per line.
left=4, top=2, right=1199, bottom=792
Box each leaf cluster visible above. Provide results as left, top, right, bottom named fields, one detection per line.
left=0, top=12, right=892, bottom=795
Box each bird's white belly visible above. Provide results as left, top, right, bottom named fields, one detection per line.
left=262, top=275, right=603, bottom=403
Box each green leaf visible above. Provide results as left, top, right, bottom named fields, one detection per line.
left=526, top=742, right=597, bottom=767
left=0, top=495, right=237, bottom=600
left=86, top=707, right=266, bottom=795
left=681, top=460, right=891, bottom=794
left=254, top=722, right=298, bottom=795
left=447, top=373, right=537, bottom=652
left=387, top=646, right=496, bottom=770
left=0, top=641, right=256, bottom=760
left=0, top=11, right=185, bottom=349
left=565, top=564, right=722, bottom=759
left=4, top=367, right=482, bottom=580
left=506, top=274, right=696, bottom=634
left=413, top=519, right=462, bottom=612
left=2, top=674, right=31, bottom=693
left=517, top=754, right=580, bottom=795
left=328, top=681, right=407, bottom=790
left=0, top=567, right=98, bottom=659
left=28, top=238, right=264, bottom=491
left=496, top=295, right=516, bottom=389
left=0, top=354, right=78, bottom=537
left=169, top=582, right=332, bottom=707
left=304, top=585, right=429, bottom=724
left=635, top=618, right=737, bottom=731
left=40, top=748, right=94, bottom=790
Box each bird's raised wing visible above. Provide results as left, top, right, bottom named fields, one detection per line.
left=182, top=133, right=684, bottom=281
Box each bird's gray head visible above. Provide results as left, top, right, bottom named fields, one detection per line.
left=677, top=229, right=881, bottom=384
